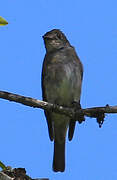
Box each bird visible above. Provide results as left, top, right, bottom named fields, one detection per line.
left=41, top=29, right=84, bottom=172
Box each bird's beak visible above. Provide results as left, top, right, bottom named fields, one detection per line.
left=42, top=35, right=45, bottom=39
left=42, top=34, right=53, bottom=40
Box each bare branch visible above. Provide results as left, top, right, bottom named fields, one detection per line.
left=0, top=90, right=117, bottom=121
left=0, top=167, right=49, bottom=180
left=0, top=90, right=74, bottom=118
left=0, top=172, right=13, bottom=180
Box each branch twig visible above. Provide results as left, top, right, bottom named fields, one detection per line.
left=0, top=90, right=116, bottom=121
left=0, top=167, right=49, bottom=180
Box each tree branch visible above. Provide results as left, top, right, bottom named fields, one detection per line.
left=0, top=167, right=49, bottom=180
left=0, top=90, right=116, bottom=125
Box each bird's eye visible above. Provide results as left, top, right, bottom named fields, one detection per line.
left=56, top=33, right=61, bottom=39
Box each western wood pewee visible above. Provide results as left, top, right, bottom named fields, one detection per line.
left=42, top=29, right=83, bottom=172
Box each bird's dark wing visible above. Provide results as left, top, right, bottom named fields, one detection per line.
left=67, top=49, right=84, bottom=141
left=68, top=100, right=82, bottom=141
left=41, top=58, right=54, bottom=141
left=68, top=120, right=76, bottom=141
left=44, top=110, right=53, bottom=141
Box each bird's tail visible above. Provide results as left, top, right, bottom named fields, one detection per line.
left=53, top=140, right=65, bottom=172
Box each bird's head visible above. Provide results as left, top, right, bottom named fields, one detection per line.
left=43, top=29, right=70, bottom=52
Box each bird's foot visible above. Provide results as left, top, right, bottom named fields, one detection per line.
left=72, top=101, right=85, bottom=123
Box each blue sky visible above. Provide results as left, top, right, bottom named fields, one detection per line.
left=0, top=0, right=117, bottom=179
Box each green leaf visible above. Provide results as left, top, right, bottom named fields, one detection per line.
left=0, top=161, right=7, bottom=170
left=0, top=16, right=8, bottom=26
